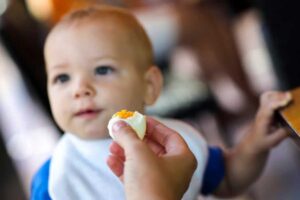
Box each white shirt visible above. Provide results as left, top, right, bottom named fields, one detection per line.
left=49, top=118, right=208, bottom=200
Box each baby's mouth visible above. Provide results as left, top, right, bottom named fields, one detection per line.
left=74, top=109, right=101, bottom=118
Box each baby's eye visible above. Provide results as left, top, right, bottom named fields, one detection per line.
left=94, top=66, right=114, bottom=75
left=53, top=74, right=70, bottom=84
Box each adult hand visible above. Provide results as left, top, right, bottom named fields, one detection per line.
left=107, top=117, right=197, bottom=200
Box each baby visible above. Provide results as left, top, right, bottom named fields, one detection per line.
left=31, top=5, right=292, bottom=200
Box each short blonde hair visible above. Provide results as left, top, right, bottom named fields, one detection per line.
left=47, top=5, right=154, bottom=69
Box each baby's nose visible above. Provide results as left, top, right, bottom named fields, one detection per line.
left=73, top=80, right=95, bottom=98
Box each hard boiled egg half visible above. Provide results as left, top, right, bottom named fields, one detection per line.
left=107, top=109, right=146, bottom=140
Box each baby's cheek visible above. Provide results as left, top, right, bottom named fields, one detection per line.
left=53, top=105, right=70, bottom=129
left=106, top=93, right=130, bottom=107
left=52, top=112, right=67, bottom=131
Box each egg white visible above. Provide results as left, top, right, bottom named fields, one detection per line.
left=107, top=111, right=146, bottom=140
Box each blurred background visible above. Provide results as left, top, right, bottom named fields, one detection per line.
left=0, top=0, right=300, bottom=199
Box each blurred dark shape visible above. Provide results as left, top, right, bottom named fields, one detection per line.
left=0, top=133, right=26, bottom=200
left=226, top=0, right=254, bottom=15
left=255, top=0, right=300, bottom=89
left=0, top=0, right=50, bottom=111
left=177, top=1, right=259, bottom=116
left=0, top=1, right=50, bottom=198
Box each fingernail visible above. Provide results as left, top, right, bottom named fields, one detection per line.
left=283, top=92, right=292, bottom=101
left=112, top=120, right=128, bottom=132
left=280, top=92, right=292, bottom=105
left=285, top=92, right=292, bottom=100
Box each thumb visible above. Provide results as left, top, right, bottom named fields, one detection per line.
left=112, top=120, right=141, bottom=151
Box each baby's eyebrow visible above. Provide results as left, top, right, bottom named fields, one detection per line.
left=90, top=55, right=118, bottom=62
left=47, top=63, right=69, bottom=71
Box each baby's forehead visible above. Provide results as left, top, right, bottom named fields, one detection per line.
left=58, top=8, right=141, bottom=36
left=48, top=12, right=143, bottom=49
left=45, top=6, right=153, bottom=68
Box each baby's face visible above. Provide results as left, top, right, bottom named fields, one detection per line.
left=45, top=22, right=149, bottom=139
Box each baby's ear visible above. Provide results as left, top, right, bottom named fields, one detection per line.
left=144, top=66, right=163, bottom=106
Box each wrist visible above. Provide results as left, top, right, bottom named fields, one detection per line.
left=125, top=179, right=180, bottom=200
left=127, top=190, right=178, bottom=200
left=229, top=136, right=270, bottom=171
left=238, top=128, right=270, bottom=158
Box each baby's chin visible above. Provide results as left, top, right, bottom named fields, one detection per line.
left=69, top=128, right=110, bottom=140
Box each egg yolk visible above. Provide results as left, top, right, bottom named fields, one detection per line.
left=113, top=109, right=134, bottom=119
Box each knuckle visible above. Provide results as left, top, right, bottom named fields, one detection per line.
left=191, top=154, right=197, bottom=170
left=260, top=91, right=275, bottom=104
left=185, top=150, right=197, bottom=170
left=128, top=141, right=144, bottom=152
left=259, top=91, right=282, bottom=111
